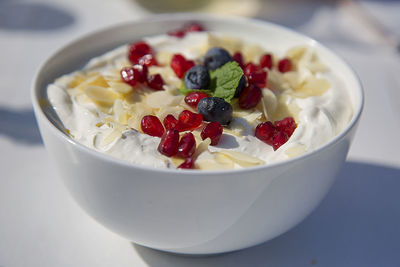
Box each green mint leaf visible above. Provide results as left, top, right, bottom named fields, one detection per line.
left=210, top=61, right=243, bottom=103
left=178, top=79, right=211, bottom=95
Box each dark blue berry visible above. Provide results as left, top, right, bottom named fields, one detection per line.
left=184, top=65, right=210, bottom=90
left=234, top=75, right=247, bottom=97
left=204, top=47, right=232, bottom=70
left=197, top=97, right=233, bottom=125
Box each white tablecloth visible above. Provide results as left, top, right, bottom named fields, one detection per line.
left=1, top=0, right=399, bottom=266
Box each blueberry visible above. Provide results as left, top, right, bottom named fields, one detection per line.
left=204, top=47, right=232, bottom=70
left=197, top=97, right=233, bottom=125
left=234, top=75, right=247, bottom=97
left=184, top=65, right=210, bottom=90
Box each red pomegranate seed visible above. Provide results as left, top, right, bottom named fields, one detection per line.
left=138, top=54, right=158, bottom=67
left=274, top=117, right=297, bottom=137
left=178, top=110, right=203, bottom=131
left=128, top=41, right=152, bottom=64
left=171, top=54, right=195, bottom=78
left=233, top=52, right=244, bottom=69
left=239, top=84, right=262, bottom=109
left=185, top=22, right=205, bottom=32
left=163, top=114, right=179, bottom=130
left=255, top=121, right=277, bottom=146
left=278, top=58, right=292, bottom=73
left=248, top=70, right=267, bottom=88
left=184, top=91, right=210, bottom=108
left=178, top=157, right=195, bottom=169
left=168, top=29, right=186, bottom=38
left=260, top=53, right=273, bottom=69
left=158, top=129, right=179, bottom=157
left=201, top=121, right=223, bottom=146
left=272, top=131, right=289, bottom=150
left=244, top=62, right=261, bottom=76
left=120, top=65, right=147, bottom=86
left=147, top=74, right=164, bottom=90
left=177, top=132, right=196, bottom=158
left=141, top=115, right=165, bottom=137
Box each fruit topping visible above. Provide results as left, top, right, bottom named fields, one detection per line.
left=138, top=54, right=158, bottom=67
left=184, top=65, right=210, bottom=90
left=234, top=76, right=247, bottom=97
left=244, top=62, right=260, bottom=76
left=238, top=84, right=262, bottom=109
left=278, top=58, right=292, bottom=73
left=177, top=132, right=196, bottom=158
left=260, top=53, right=273, bottom=69
left=178, top=157, right=195, bottom=169
left=178, top=110, right=203, bottom=131
left=158, top=129, right=180, bottom=157
left=128, top=41, right=152, bottom=65
left=120, top=65, right=148, bottom=87
left=163, top=114, right=179, bottom=130
left=147, top=74, right=164, bottom=90
left=141, top=115, right=165, bottom=137
left=274, top=117, right=297, bottom=137
left=168, top=22, right=205, bottom=38
left=204, top=47, right=232, bottom=70
left=232, top=52, right=244, bottom=69
left=171, top=54, right=195, bottom=78
left=197, top=97, right=233, bottom=125
left=184, top=91, right=210, bottom=108
left=247, top=70, right=267, bottom=88
left=255, top=121, right=277, bottom=146
left=272, top=131, right=289, bottom=151
left=201, top=121, right=223, bottom=146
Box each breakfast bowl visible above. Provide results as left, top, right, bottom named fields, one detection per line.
left=31, top=14, right=363, bottom=254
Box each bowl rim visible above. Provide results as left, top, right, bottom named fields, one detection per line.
left=31, top=13, right=364, bottom=176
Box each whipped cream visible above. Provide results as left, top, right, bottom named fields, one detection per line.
left=47, top=32, right=353, bottom=170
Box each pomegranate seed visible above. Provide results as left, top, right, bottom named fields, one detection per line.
left=178, top=157, right=195, bottom=169
left=168, top=29, right=186, bottom=38
left=120, top=65, right=147, bottom=86
left=272, top=131, right=289, bottom=150
left=158, top=129, right=179, bottom=157
left=244, top=63, right=260, bottom=76
left=147, top=74, right=164, bottom=90
left=260, top=54, right=273, bottom=69
left=255, top=121, right=277, bottom=146
left=278, top=58, right=292, bottom=73
left=138, top=54, right=158, bottom=67
left=185, top=22, right=204, bottom=32
left=248, top=70, right=267, bottom=88
left=170, top=54, right=195, bottom=78
left=178, top=110, right=203, bottom=131
left=128, top=41, right=152, bottom=64
left=201, top=121, right=223, bottom=146
left=239, top=84, right=262, bottom=109
left=233, top=52, right=244, bottom=69
left=184, top=91, right=210, bottom=108
left=141, top=115, right=165, bottom=137
left=274, top=117, right=297, bottom=137
left=177, top=132, right=196, bottom=158
left=163, top=114, right=179, bottom=130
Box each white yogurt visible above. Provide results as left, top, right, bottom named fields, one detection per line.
left=47, top=32, right=353, bottom=169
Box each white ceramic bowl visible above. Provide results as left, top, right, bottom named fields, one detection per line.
left=32, top=14, right=363, bottom=254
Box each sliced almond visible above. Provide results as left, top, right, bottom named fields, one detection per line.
left=84, top=85, right=118, bottom=105
left=108, top=81, right=133, bottom=94
left=291, top=76, right=330, bottom=98
left=242, top=43, right=264, bottom=63
left=100, top=129, right=122, bottom=147
left=217, top=150, right=265, bottom=167
left=76, top=75, right=109, bottom=91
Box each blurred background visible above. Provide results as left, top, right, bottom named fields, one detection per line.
left=1, top=0, right=399, bottom=266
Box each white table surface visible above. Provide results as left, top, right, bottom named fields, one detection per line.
left=1, top=0, right=399, bottom=266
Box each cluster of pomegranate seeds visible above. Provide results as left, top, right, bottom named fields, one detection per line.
left=255, top=117, right=297, bottom=150
left=238, top=84, right=262, bottom=109
left=247, top=71, right=267, bottom=88
left=163, top=114, right=179, bottom=130
left=260, top=54, right=273, bottom=69
left=141, top=115, right=165, bottom=137
left=147, top=74, right=164, bottom=90
left=128, top=41, right=158, bottom=66
left=178, top=157, right=195, bottom=169
left=244, top=62, right=260, bottom=76
left=177, top=132, right=196, bottom=158
left=178, top=110, right=203, bottom=131
left=184, top=91, right=210, bottom=108
left=201, top=121, right=223, bottom=146
left=168, top=22, right=205, bottom=38
left=138, top=54, right=158, bottom=67
left=278, top=58, right=292, bottom=73
left=233, top=52, right=244, bottom=69
left=170, top=54, right=195, bottom=78
left=158, top=129, right=180, bottom=157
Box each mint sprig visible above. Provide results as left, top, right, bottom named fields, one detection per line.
left=178, top=61, right=244, bottom=103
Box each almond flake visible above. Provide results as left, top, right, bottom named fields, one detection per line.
left=84, top=85, right=118, bottom=105
left=217, top=150, right=265, bottom=167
